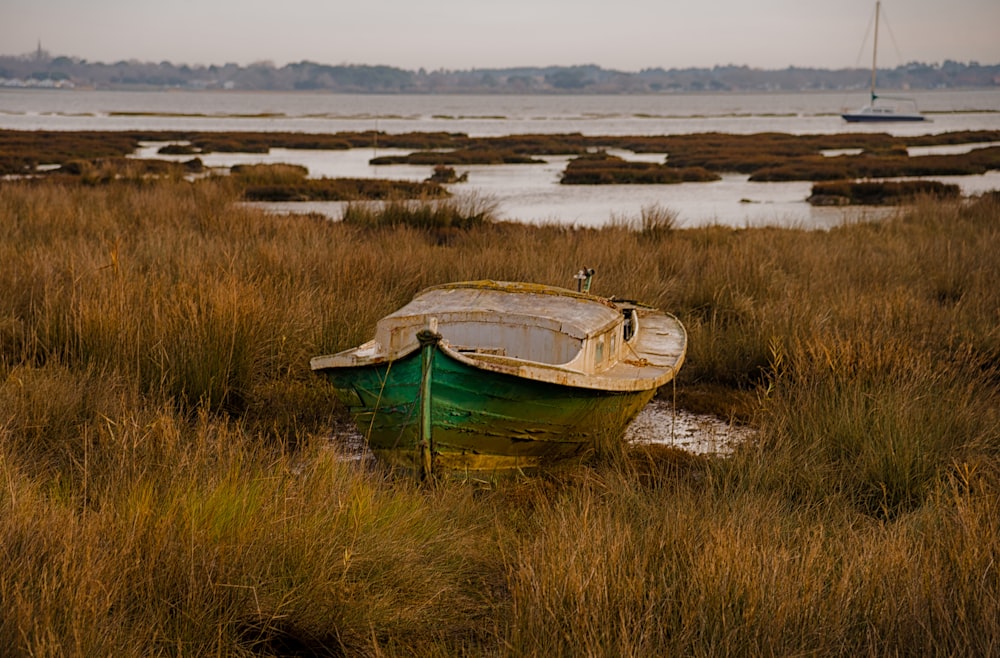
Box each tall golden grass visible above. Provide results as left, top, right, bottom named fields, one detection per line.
left=1, top=178, right=998, bottom=655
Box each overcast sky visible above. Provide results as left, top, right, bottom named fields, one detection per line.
left=3, top=0, right=998, bottom=71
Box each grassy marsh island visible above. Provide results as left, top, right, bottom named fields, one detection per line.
left=1, top=166, right=998, bottom=654
left=4, top=128, right=1000, bottom=191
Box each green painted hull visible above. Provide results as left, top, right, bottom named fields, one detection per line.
left=320, top=346, right=654, bottom=475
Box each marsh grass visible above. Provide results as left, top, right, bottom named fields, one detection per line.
left=230, top=162, right=448, bottom=202
left=560, top=151, right=719, bottom=184
left=7, top=128, right=999, bottom=182
left=750, top=145, right=1000, bottom=182
left=341, top=193, right=499, bottom=233
left=230, top=162, right=310, bottom=185
left=809, top=179, right=962, bottom=205
left=610, top=203, right=679, bottom=243
left=370, top=148, right=544, bottom=166
left=1, top=178, right=998, bottom=655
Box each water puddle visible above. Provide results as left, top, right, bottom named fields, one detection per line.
left=624, top=398, right=750, bottom=455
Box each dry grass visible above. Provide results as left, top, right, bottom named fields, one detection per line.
left=1, top=177, right=998, bottom=655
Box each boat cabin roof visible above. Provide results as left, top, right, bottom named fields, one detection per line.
left=379, top=281, right=623, bottom=340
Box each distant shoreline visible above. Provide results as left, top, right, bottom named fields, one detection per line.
left=4, top=86, right=1000, bottom=96
left=2, top=54, right=998, bottom=94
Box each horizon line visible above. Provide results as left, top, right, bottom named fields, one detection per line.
left=4, top=50, right=999, bottom=74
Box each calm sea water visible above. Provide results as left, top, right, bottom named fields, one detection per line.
left=3, top=88, right=999, bottom=227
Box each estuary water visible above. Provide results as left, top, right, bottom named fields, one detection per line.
left=3, top=88, right=999, bottom=228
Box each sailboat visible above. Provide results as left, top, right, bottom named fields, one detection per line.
left=842, top=1, right=925, bottom=123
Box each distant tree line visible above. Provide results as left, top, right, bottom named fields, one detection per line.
left=1, top=50, right=997, bottom=93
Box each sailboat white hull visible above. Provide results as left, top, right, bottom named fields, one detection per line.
left=842, top=107, right=926, bottom=122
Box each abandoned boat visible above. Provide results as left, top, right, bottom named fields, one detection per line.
left=311, top=279, right=687, bottom=477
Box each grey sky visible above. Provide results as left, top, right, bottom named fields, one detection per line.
left=3, top=0, right=998, bottom=71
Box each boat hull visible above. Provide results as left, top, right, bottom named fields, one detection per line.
left=320, top=344, right=655, bottom=475
left=841, top=112, right=925, bottom=123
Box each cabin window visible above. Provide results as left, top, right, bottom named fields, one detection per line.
left=595, top=335, right=605, bottom=365
left=436, top=318, right=582, bottom=365
left=623, top=309, right=635, bottom=341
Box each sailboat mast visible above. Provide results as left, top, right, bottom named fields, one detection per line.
left=871, top=1, right=880, bottom=102
left=842, top=0, right=924, bottom=122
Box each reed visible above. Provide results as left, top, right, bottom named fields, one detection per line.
left=609, top=202, right=680, bottom=239
left=1, top=178, right=998, bottom=655
left=341, top=193, right=499, bottom=232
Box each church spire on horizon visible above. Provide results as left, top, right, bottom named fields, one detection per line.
left=33, top=39, right=50, bottom=63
